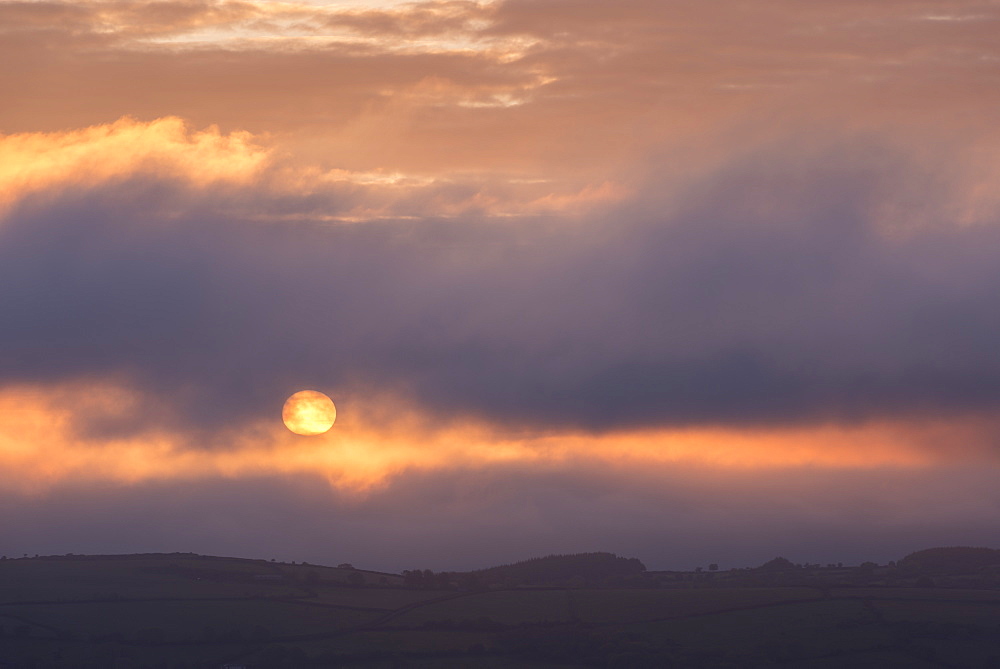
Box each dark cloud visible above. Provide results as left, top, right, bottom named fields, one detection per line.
left=3, top=136, right=1000, bottom=440
left=2, top=462, right=998, bottom=571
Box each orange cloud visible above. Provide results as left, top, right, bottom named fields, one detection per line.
left=0, top=117, right=268, bottom=211
left=2, top=378, right=992, bottom=498
left=0, top=116, right=629, bottom=220
left=0, top=0, right=506, bottom=53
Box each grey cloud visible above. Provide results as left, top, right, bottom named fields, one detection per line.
left=3, top=137, right=1000, bottom=440
left=2, top=462, right=998, bottom=571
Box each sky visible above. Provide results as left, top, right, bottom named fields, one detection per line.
left=3, top=0, right=1000, bottom=572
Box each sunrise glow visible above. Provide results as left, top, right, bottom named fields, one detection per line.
left=282, top=390, right=337, bottom=436
left=2, top=0, right=1000, bottom=571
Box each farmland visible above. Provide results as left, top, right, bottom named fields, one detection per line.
left=1, top=550, right=1000, bottom=667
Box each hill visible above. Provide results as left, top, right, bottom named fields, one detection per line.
left=899, top=546, right=1000, bottom=575
left=2, top=548, right=1000, bottom=667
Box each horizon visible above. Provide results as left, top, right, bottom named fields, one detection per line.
left=2, top=544, right=970, bottom=575
left=4, top=0, right=1000, bottom=573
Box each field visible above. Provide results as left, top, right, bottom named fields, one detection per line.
left=2, top=554, right=1000, bottom=667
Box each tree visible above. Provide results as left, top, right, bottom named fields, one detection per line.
left=708, top=563, right=719, bottom=571
left=758, top=557, right=796, bottom=571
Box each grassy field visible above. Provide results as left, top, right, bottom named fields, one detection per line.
left=4, top=598, right=379, bottom=640
left=387, top=589, right=573, bottom=627
left=309, top=587, right=451, bottom=610
left=3, top=554, right=1000, bottom=668
left=569, top=586, right=822, bottom=623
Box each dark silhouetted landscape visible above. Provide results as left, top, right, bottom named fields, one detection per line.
left=3, top=546, right=1000, bottom=667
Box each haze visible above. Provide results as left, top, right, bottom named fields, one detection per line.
left=3, top=0, right=1000, bottom=572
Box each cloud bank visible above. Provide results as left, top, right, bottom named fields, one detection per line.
left=3, top=121, right=1000, bottom=443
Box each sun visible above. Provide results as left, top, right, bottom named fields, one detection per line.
left=282, top=390, right=337, bottom=436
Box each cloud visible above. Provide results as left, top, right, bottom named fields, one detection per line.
left=4, top=0, right=1000, bottom=569
left=4, top=0, right=995, bottom=186
left=0, top=117, right=267, bottom=211
left=3, top=1, right=1000, bottom=468
left=4, top=461, right=1000, bottom=570
left=3, top=117, right=1000, bottom=450
left=9, top=371, right=991, bottom=498
left=0, top=0, right=498, bottom=47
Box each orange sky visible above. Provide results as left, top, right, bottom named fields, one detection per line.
left=3, top=0, right=1000, bottom=568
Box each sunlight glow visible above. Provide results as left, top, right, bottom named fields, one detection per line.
left=0, top=381, right=974, bottom=497
left=282, top=390, right=337, bottom=436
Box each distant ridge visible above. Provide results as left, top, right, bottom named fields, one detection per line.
left=10, top=546, right=1000, bottom=578
left=4, top=551, right=402, bottom=579
left=899, top=546, right=1000, bottom=574
left=471, top=551, right=646, bottom=587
